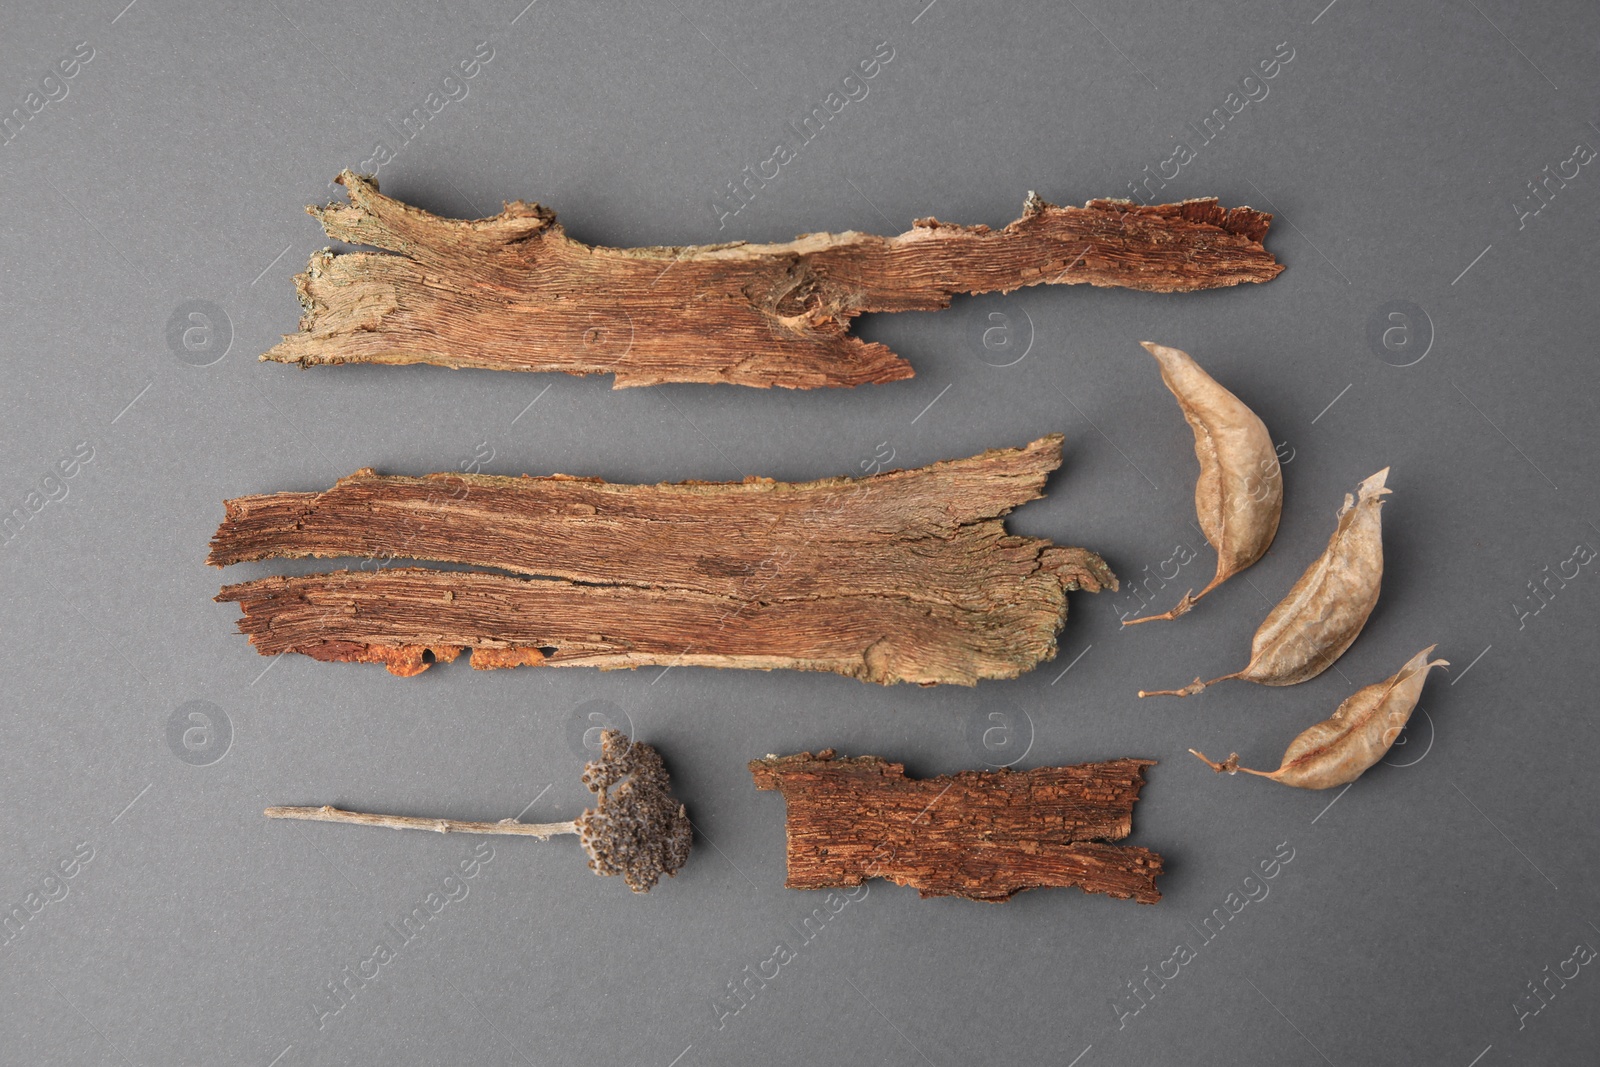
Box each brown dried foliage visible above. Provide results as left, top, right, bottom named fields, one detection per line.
left=1191, top=646, right=1447, bottom=789
left=1141, top=468, right=1390, bottom=697
left=1123, top=342, right=1282, bottom=624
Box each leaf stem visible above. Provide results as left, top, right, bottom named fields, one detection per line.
left=1121, top=590, right=1198, bottom=626
left=1139, top=676, right=1207, bottom=698
left=1188, top=749, right=1274, bottom=778
left=1189, top=748, right=1236, bottom=772
left=1138, top=669, right=1243, bottom=698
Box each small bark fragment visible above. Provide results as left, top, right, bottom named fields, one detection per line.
left=749, top=750, right=1161, bottom=903
left=262, top=172, right=1284, bottom=388
left=1122, top=342, right=1281, bottom=624
left=1192, top=645, right=1447, bottom=789
left=212, top=436, right=1114, bottom=686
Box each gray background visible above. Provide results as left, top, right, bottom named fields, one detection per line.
left=2, top=0, right=1596, bottom=1064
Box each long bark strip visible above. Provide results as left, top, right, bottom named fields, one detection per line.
left=749, top=750, right=1161, bottom=902
left=211, top=436, right=1115, bottom=685
left=261, top=171, right=1284, bottom=388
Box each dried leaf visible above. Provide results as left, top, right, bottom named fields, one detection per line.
left=1123, top=342, right=1281, bottom=625
left=1140, top=467, right=1389, bottom=697
left=1190, top=645, right=1448, bottom=789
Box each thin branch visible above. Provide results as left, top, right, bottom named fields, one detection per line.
left=265, top=731, right=693, bottom=893
left=265, top=805, right=577, bottom=838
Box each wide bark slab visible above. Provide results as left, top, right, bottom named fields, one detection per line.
left=211, top=435, right=1114, bottom=685
left=750, top=750, right=1161, bottom=902
left=261, top=171, right=1283, bottom=388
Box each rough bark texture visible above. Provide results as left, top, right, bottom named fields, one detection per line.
left=750, top=750, right=1161, bottom=902
left=211, top=435, right=1115, bottom=685
left=261, top=171, right=1284, bottom=388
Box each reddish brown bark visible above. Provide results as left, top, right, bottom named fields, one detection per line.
left=260, top=171, right=1283, bottom=388
left=750, top=750, right=1161, bottom=902
left=212, top=435, right=1115, bottom=686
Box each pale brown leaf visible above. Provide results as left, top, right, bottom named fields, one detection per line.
left=1140, top=467, right=1389, bottom=696
left=1123, top=342, right=1281, bottom=625
left=1190, top=645, right=1448, bottom=789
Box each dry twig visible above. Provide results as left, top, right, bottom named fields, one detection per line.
left=267, top=730, right=692, bottom=893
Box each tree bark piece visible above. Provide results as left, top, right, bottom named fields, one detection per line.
left=749, top=750, right=1161, bottom=902
left=211, top=435, right=1115, bottom=685
left=261, top=171, right=1284, bottom=388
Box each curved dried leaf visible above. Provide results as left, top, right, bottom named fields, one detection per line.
left=1190, top=645, right=1447, bottom=789
left=1123, top=343, right=1281, bottom=625
left=1140, top=468, right=1388, bottom=697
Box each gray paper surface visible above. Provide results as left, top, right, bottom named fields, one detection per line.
left=2, top=1, right=1596, bottom=1064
